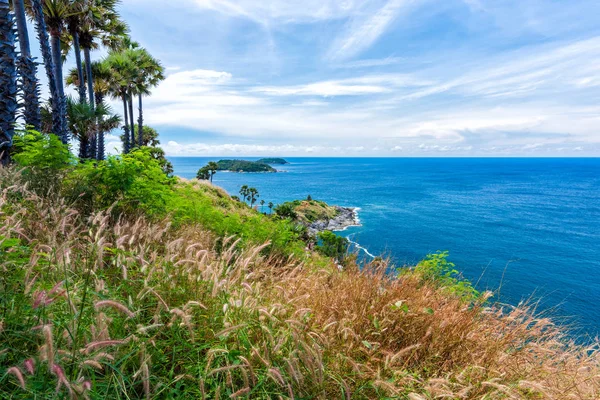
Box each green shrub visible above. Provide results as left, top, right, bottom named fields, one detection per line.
left=68, top=148, right=175, bottom=217
left=316, top=230, right=348, bottom=261
left=11, top=130, right=75, bottom=170
left=412, top=251, right=479, bottom=301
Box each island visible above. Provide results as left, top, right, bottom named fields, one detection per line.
left=256, top=158, right=289, bottom=165
left=275, top=198, right=360, bottom=234
left=216, top=159, right=277, bottom=173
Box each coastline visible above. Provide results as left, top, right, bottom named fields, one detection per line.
left=307, top=206, right=361, bottom=235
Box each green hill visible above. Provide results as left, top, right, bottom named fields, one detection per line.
left=216, top=159, right=276, bottom=172
left=256, top=157, right=289, bottom=164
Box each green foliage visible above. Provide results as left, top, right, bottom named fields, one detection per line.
left=11, top=129, right=74, bottom=170
left=316, top=230, right=349, bottom=261
left=196, top=165, right=210, bottom=180
left=413, top=251, right=480, bottom=301
left=68, top=147, right=175, bottom=216
left=274, top=202, right=298, bottom=220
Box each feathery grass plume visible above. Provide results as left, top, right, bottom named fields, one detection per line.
left=95, top=300, right=136, bottom=318
left=7, top=367, right=25, bottom=389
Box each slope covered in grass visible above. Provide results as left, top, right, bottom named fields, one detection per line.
left=1, top=148, right=599, bottom=399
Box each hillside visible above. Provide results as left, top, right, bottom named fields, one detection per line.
left=216, top=159, right=277, bottom=172
left=1, top=145, right=599, bottom=399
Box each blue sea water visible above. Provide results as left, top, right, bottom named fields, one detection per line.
left=169, top=157, right=600, bottom=338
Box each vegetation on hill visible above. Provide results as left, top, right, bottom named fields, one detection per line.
left=216, top=160, right=276, bottom=173
left=275, top=199, right=339, bottom=224
left=256, top=158, right=289, bottom=165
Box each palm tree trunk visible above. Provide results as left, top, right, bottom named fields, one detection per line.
left=122, top=95, right=130, bottom=153
left=138, top=95, right=143, bottom=147
left=0, top=0, right=18, bottom=165
left=127, top=92, right=135, bottom=148
left=96, top=92, right=105, bottom=160
left=70, top=28, right=86, bottom=103
left=49, top=30, right=68, bottom=143
left=83, top=47, right=94, bottom=107
left=13, top=0, right=41, bottom=130
left=30, top=0, right=62, bottom=138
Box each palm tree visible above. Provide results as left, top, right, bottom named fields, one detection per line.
left=0, top=0, right=18, bottom=164
left=105, top=51, right=134, bottom=153
left=128, top=48, right=164, bottom=147
left=260, top=199, right=265, bottom=213
left=248, top=188, right=259, bottom=208
left=64, top=0, right=85, bottom=102
left=13, top=0, right=41, bottom=129
left=28, top=0, right=66, bottom=140
left=268, top=202, right=274, bottom=215
left=67, top=58, right=114, bottom=158
left=240, top=185, right=249, bottom=204
left=207, top=161, right=218, bottom=183
left=40, top=0, right=70, bottom=142
left=66, top=96, right=118, bottom=159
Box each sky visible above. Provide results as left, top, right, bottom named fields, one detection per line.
left=33, top=0, right=600, bottom=156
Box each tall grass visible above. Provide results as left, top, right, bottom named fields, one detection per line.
left=1, top=166, right=599, bottom=399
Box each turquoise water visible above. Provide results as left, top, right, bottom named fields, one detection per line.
left=169, top=157, right=600, bottom=338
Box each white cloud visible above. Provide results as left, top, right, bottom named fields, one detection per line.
left=327, top=0, right=415, bottom=61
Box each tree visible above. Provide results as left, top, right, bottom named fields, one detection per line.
left=248, top=187, right=259, bottom=208
left=28, top=0, right=66, bottom=140
left=0, top=0, right=18, bottom=165
left=268, top=201, right=274, bottom=215
left=127, top=48, right=163, bottom=147
left=260, top=199, right=265, bottom=213
left=196, top=166, right=209, bottom=180
left=239, top=185, right=249, bottom=204
left=316, top=231, right=349, bottom=262
left=66, top=96, right=118, bottom=159
left=105, top=51, right=134, bottom=153
left=13, top=0, right=41, bottom=129
left=67, top=59, right=114, bottom=158
left=206, top=161, right=218, bottom=183
left=64, top=0, right=86, bottom=103
left=38, top=0, right=70, bottom=142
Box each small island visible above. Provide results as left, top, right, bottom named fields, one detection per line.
left=275, top=198, right=360, bottom=235
left=216, top=159, right=277, bottom=173
left=256, top=158, right=289, bottom=165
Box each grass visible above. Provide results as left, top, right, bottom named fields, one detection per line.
left=1, top=164, right=599, bottom=399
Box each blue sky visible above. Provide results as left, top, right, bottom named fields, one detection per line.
left=45, top=0, right=600, bottom=155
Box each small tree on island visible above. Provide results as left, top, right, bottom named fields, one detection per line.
left=268, top=201, right=274, bottom=215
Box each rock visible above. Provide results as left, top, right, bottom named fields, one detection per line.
left=308, top=206, right=360, bottom=235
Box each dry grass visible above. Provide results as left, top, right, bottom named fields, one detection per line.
left=0, top=168, right=599, bottom=399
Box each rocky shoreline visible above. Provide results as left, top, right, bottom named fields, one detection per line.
left=307, top=206, right=361, bottom=235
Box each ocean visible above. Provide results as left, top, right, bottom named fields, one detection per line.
left=169, top=157, right=600, bottom=339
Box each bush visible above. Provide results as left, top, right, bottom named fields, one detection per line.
left=316, top=230, right=348, bottom=261
left=67, top=148, right=175, bottom=217
left=11, top=129, right=75, bottom=170
left=10, top=130, right=75, bottom=194
left=412, top=251, right=480, bottom=300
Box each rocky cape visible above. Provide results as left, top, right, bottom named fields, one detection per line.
left=307, top=206, right=361, bottom=235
